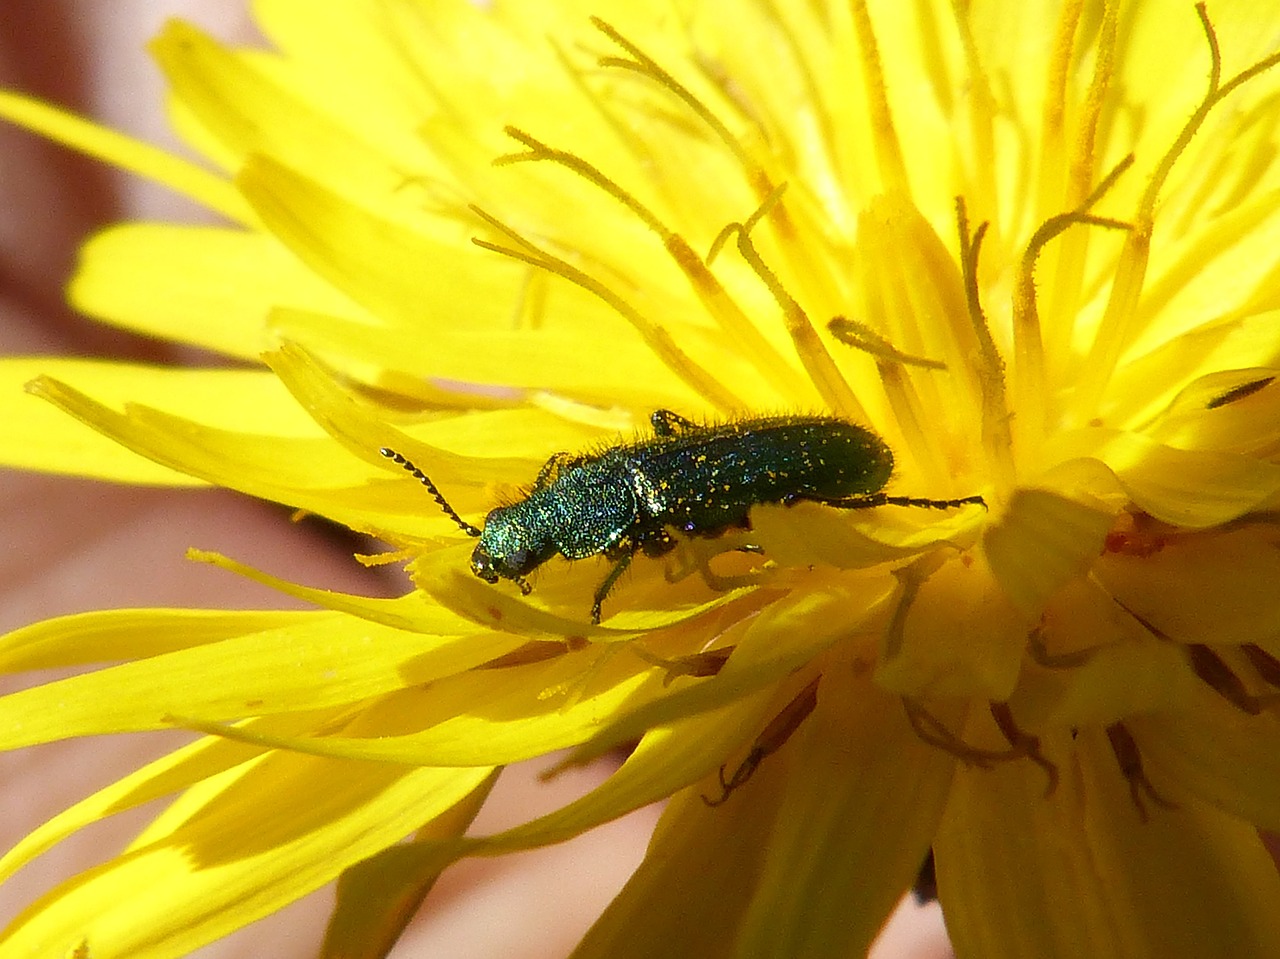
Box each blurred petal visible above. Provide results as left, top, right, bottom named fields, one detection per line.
left=938, top=727, right=1280, bottom=958
left=0, top=757, right=493, bottom=958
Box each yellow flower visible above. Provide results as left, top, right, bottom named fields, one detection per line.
left=3, top=1, right=1280, bottom=956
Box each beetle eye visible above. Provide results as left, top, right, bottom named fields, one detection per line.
left=470, top=548, right=500, bottom=583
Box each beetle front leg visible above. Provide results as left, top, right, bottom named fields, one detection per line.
left=533, top=451, right=581, bottom=490
left=591, top=551, right=634, bottom=624
left=650, top=409, right=698, bottom=436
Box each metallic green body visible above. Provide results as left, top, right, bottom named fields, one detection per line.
left=380, top=408, right=979, bottom=621
left=470, top=413, right=894, bottom=587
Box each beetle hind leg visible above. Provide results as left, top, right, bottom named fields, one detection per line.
left=789, top=492, right=986, bottom=511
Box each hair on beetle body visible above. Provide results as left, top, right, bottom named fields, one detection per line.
left=381, top=409, right=985, bottom=623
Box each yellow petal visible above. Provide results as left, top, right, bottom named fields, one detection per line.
left=477, top=691, right=779, bottom=854
left=939, top=725, right=1280, bottom=958
left=184, top=549, right=491, bottom=633
left=1107, top=305, right=1280, bottom=421
left=1136, top=685, right=1280, bottom=834
left=241, top=156, right=708, bottom=403
left=151, top=20, right=411, bottom=204
left=69, top=225, right=361, bottom=359
left=1144, top=368, right=1280, bottom=454
left=0, top=613, right=504, bottom=749
left=178, top=641, right=657, bottom=766
left=0, top=365, right=181, bottom=484
left=321, top=770, right=496, bottom=959
left=1048, top=428, right=1280, bottom=526
left=878, top=552, right=1028, bottom=700
left=749, top=499, right=983, bottom=569
left=24, top=374, right=397, bottom=529
left=0, top=607, right=313, bottom=672
left=571, top=782, right=787, bottom=959
left=983, top=488, right=1115, bottom=616
left=0, top=89, right=247, bottom=221
left=734, top=667, right=955, bottom=956
left=1008, top=583, right=1198, bottom=730
left=1096, top=523, right=1280, bottom=646
left=1, top=359, right=328, bottom=480
left=558, top=582, right=889, bottom=766
left=0, top=755, right=492, bottom=959
left=0, top=715, right=332, bottom=885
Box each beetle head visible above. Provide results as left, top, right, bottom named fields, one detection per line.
left=470, top=506, right=542, bottom=595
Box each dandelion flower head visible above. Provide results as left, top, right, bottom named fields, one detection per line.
left=1, top=1, right=1280, bottom=957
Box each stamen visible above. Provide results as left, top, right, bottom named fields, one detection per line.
left=1206, top=376, right=1275, bottom=410
left=826, top=314, right=952, bottom=483
left=496, top=126, right=663, bottom=231
left=714, top=216, right=866, bottom=419
left=1070, top=0, right=1118, bottom=212
left=469, top=206, right=741, bottom=412
left=627, top=644, right=733, bottom=685
left=1185, top=643, right=1278, bottom=715
left=1106, top=722, right=1178, bottom=822
left=547, top=39, right=654, bottom=170
left=704, top=678, right=820, bottom=806
left=1040, top=0, right=1118, bottom=374
left=826, top=316, right=947, bottom=369
left=592, top=18, right=840, bottom=312
left=1013, top=156, right=1134, bottom=464
left=901, top=701, right=986, bottom=766
left=1034, top=0, right=1082, bottom=221
left=706, top=182, right=785, bottom=261
left=956, top=199, right=1014, bottom=490
left=990, top=702, right=1060, bottom=796
left=1075, top=5, right=1280, bottom=421
left=848, top=0, right=908, bottom=195
left=903, top=700, right=1058, bottom=793
left=948, top=4, right=1000, bottom=219
left=882, top=556, right=935, bottom=661
left=902, top=700, right=1012, bottom=769
left=591, top=17, right=765, bottom=186
left=354, top=547, right=415, bottom=568
left=1241, top=643, right=1280, bottom=687
left=1027, top=625, right=1104, bottom=669
left=494, top=128, right=809, bottom=400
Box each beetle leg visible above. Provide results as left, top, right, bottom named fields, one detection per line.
left=591, top=551, right=634, bottom=624
left=881, top=493, right=987, bottom=510
left=650, top=409, right=698, bottom=436
left=533, top=451, right=580, bottom=490
left=790, top=492, right=986, bottom=511
left=639, top=527, right=677, bottom=558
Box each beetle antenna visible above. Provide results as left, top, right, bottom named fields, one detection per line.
left=380, top=447, right=482, bottom=537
